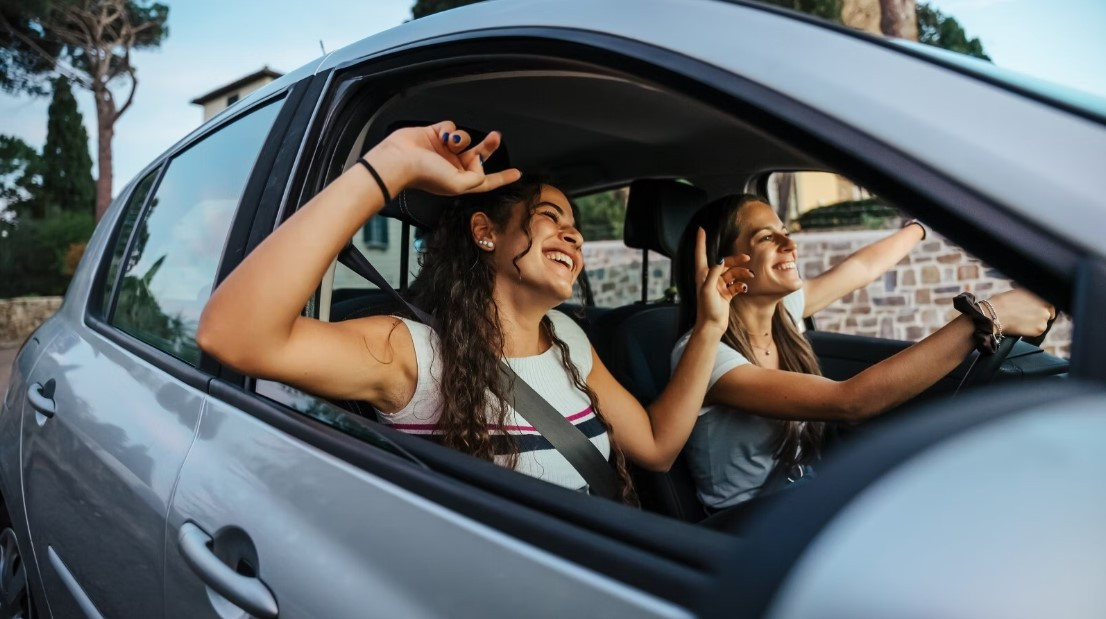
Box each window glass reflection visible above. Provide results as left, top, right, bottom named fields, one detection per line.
left=111, top=101, right=282, bottom=365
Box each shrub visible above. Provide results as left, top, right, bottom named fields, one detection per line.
left=0, top=211, right=95, bottom=297
left=796, top=197, right=900, bottom=231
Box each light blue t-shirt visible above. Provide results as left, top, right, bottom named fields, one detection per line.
left=670, top=289, right=805, bottom=510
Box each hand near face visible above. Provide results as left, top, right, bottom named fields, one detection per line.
left=371, top=121, right=522, bottom=196
left=694, top=227, right=753, bottom=335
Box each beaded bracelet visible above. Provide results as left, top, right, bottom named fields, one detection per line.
left=953, top=292, right=1001, bottom=354
left=977, top=298, right=1004, bottom=342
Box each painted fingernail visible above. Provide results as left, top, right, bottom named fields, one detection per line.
left=442, top=132, right=449, bottom=143
left=452, top=134, right=461, bottom=143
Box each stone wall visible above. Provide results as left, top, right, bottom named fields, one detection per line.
left=580, top=241, right=672, bottom=307
left=794, top=230, right=1071, bottom=358
left=0, top=297, right=63, bottom=347
left=581, top=232, right=1071, bottom=358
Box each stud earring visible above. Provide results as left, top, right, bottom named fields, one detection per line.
left=477, top=239, right=495, bottom=250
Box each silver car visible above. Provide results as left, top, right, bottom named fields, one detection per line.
left=2, top=0, right=1104, bottom=617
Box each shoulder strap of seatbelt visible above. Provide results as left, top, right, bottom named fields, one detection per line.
left=337, top=243, right=620, bottom=500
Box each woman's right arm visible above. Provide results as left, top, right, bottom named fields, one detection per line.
left=196, top=122, right=519, bottom=411
left=708, top=288, right=1054, bottom=422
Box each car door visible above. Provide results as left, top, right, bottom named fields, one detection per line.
left=164, top=387, right=693, bottom=619
left=18, top=95, right=286, bottom=618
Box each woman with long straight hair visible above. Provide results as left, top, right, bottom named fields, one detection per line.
left=672, top=194, right=1054, bottom=511
left=197, top=121, right=753, bottom=502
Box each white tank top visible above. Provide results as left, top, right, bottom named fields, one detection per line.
left=380, top=310, right=611, bottom=492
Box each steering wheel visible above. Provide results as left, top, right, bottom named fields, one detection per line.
left=955, top=335, right=1020, bottom=393
left=954, top=312, right=1057, bottom=393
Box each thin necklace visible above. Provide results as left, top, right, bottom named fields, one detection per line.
left=747, top=331, right=773, bottom=357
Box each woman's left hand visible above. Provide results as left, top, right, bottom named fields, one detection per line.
left=694, top=227, right=752, bottom=335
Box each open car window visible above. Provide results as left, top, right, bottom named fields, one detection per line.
left=768, top=171, right=1072, bottom=359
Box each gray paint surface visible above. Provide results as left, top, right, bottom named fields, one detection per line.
left=19, top=322, right=204, bottom=617
left=768, top=397, right=1106, bottom=619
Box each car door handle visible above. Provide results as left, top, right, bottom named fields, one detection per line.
left=177, top=522, right=278, bottom=619
left=27, top=380, right=56, bottom=418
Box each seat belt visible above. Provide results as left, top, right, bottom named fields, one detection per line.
left=337, top=244, right=620, bottom=500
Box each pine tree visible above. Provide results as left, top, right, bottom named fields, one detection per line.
left=39, top=76, right=94, bottom=216
left=916, top=2, right=990, bottom=60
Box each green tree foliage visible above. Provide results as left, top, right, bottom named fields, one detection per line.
left=0, top=135, right=41, bottom=214
left=796, top=197, right=899, bottom=230
left=756, top=0, right=843, bottom=23
left=0, top=0, right=169, bottom=219
left=39, top=76, right=95, bottom=217
left=916, top=2, right=989, bottom=60
left=411, top=0, right=486, bottom=19
left=0, top=210, right=95, bottom=296
left=0, top=0, right=61, bottom=96
left=575, top=189, right=627, bottom=242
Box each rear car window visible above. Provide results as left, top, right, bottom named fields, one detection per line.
left=110, top=101, right=282, bottom=365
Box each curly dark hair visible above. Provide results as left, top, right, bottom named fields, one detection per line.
left=408, top=175, right=637, bottom=504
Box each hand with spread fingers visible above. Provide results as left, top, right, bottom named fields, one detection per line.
left=366, top=121, right=522, bottom=198
left=694, top=227, right=753, bottom=335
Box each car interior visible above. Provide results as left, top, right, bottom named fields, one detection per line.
left=270, top=57, right=1071, bottom=527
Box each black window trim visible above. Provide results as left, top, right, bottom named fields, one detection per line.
left=86, top=165, right=163, bottom=324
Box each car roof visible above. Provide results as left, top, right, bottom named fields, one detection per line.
left=236, top=0, right=1105, bottom=260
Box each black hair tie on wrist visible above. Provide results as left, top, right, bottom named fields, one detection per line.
left=357, top=158, right=392, bottom=204
left=954, top=292, right=999, bottom=354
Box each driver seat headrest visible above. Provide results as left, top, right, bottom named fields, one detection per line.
left=623, top=179, right=708, bottom=258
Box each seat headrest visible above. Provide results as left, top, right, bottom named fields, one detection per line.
left=623, top=179, right=708, bottom=258
left=378, top=127, right=512, bottom=228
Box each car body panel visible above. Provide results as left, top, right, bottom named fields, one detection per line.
left=767, top=395, right=1106, bottom=619
left=163, top=395, right=688, bottom=619
left=18, top=319, right=204, bottom=617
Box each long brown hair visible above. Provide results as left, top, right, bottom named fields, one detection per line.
left=409, top=176, right=636, bottom=503
left=675, top=194, right=824, bottom=469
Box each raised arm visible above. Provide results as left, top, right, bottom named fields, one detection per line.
left=588, top=229, right=752, bottom=472
left=803, top=222, right=925, bottom=317
left=196, top=122, right=520, bottom=410
left=710, top=288, right=1053, bottom=421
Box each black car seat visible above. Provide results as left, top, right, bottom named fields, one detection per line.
left=590, top=179, right=709, bottom=522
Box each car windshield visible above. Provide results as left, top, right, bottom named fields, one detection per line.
left=890, top=38, right=1106, bottom=121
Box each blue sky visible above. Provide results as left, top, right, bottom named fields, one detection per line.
left=1, top=0, right=1103, bottom=198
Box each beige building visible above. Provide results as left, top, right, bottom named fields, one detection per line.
left=191, top=67, right=283, bottom=122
